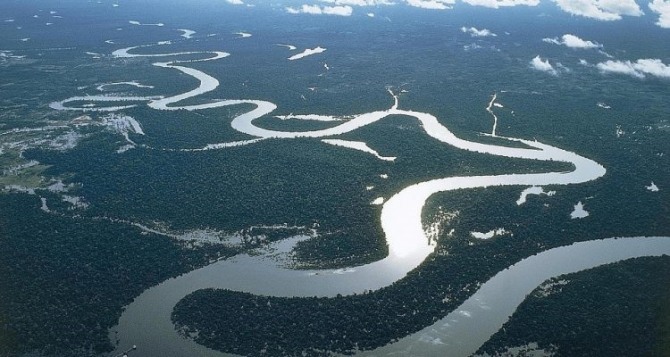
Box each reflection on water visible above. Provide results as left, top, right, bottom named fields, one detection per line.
left=111, top=235, right=430, bottom=356
left=50, top=37, right=665, bottom=357
left=366, top=237, right=670, bottom=357
left=112, top=236, right=670, bottom=357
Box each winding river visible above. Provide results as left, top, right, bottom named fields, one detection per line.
left=50, top=42, right=670, bottom=357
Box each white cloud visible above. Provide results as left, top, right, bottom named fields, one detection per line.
left=561, top=34, right=601, bottom=48
left=553, top=0, right=643, bottom=21
left=542, top=37, right=561, bottom=45
left=405, top=0, right=455, bottom=9
left=598, top=0, right=644, bottom=15
left=649, top=0, right=670, bottom=28
left=321, top=0, right=395, bottom=5
left=225, top=0, right=244, bottom=4
left=461, top=26, right=497, bottom=37
left=596, top=60, right=645, bottom=78
left=324, top=5, right=354, bottom=14
left=462, top=0, right=539, bottom=8
left=286, top=4, right=354, bottom=16
left=530, top=55, right=558, bottom=75
left=597, top=58, right=670, bottom=79
left=542, top=34, right=602, bottom=49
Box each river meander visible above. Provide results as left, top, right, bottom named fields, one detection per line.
left=48, top=42, right=670, bottom=357
left=109, top=236, right=670, bottom=357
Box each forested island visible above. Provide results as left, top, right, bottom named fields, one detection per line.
left=478, top=256, right=670, bottom=356
left=2, top=1, right=669, bottom=356
left=171, top=177, right=670, bottom=356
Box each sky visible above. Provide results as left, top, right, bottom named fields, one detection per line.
left=207, top=0, right=670, bottom=81
left=221, top=0, right=670, bottom=29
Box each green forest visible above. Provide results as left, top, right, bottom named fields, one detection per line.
left=2, top=2, right=669, bottom=356
left=478, top=256, right=670, bottom=357
left=0, top=193, right=240, bottom=356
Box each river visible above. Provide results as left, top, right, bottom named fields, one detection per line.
left=48, top=42, right=669, bottom=357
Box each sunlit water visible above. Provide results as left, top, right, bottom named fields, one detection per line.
left=48, top=41, right=670, bottom=357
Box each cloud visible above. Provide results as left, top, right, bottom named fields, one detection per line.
left=225, top=0, right=244, bottom=4
left=320, top=0, right=395, bottom=5
left=530, top=55, right=558, bottom=75
left=462, top=0, right=539, bottom=8
left=559, top=34, right=600, bottom=48
left=324, top=5, right=355, bottom=14
left=542, top=34, right=602, bottom=49
left=461, top=26, right=497, bottom=37
left=596, top=58, right=670, bottom=79
left=405, top=0, right=455, bottom=9
left=649, top=0, right=670, bottom=28
left=596, top=60, right=645, bottom=78
left=553, top=0, right=643, bottom=21
left=286, top=4, right=354, bottom=16
left=542, top=38, right=562, bottom=45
